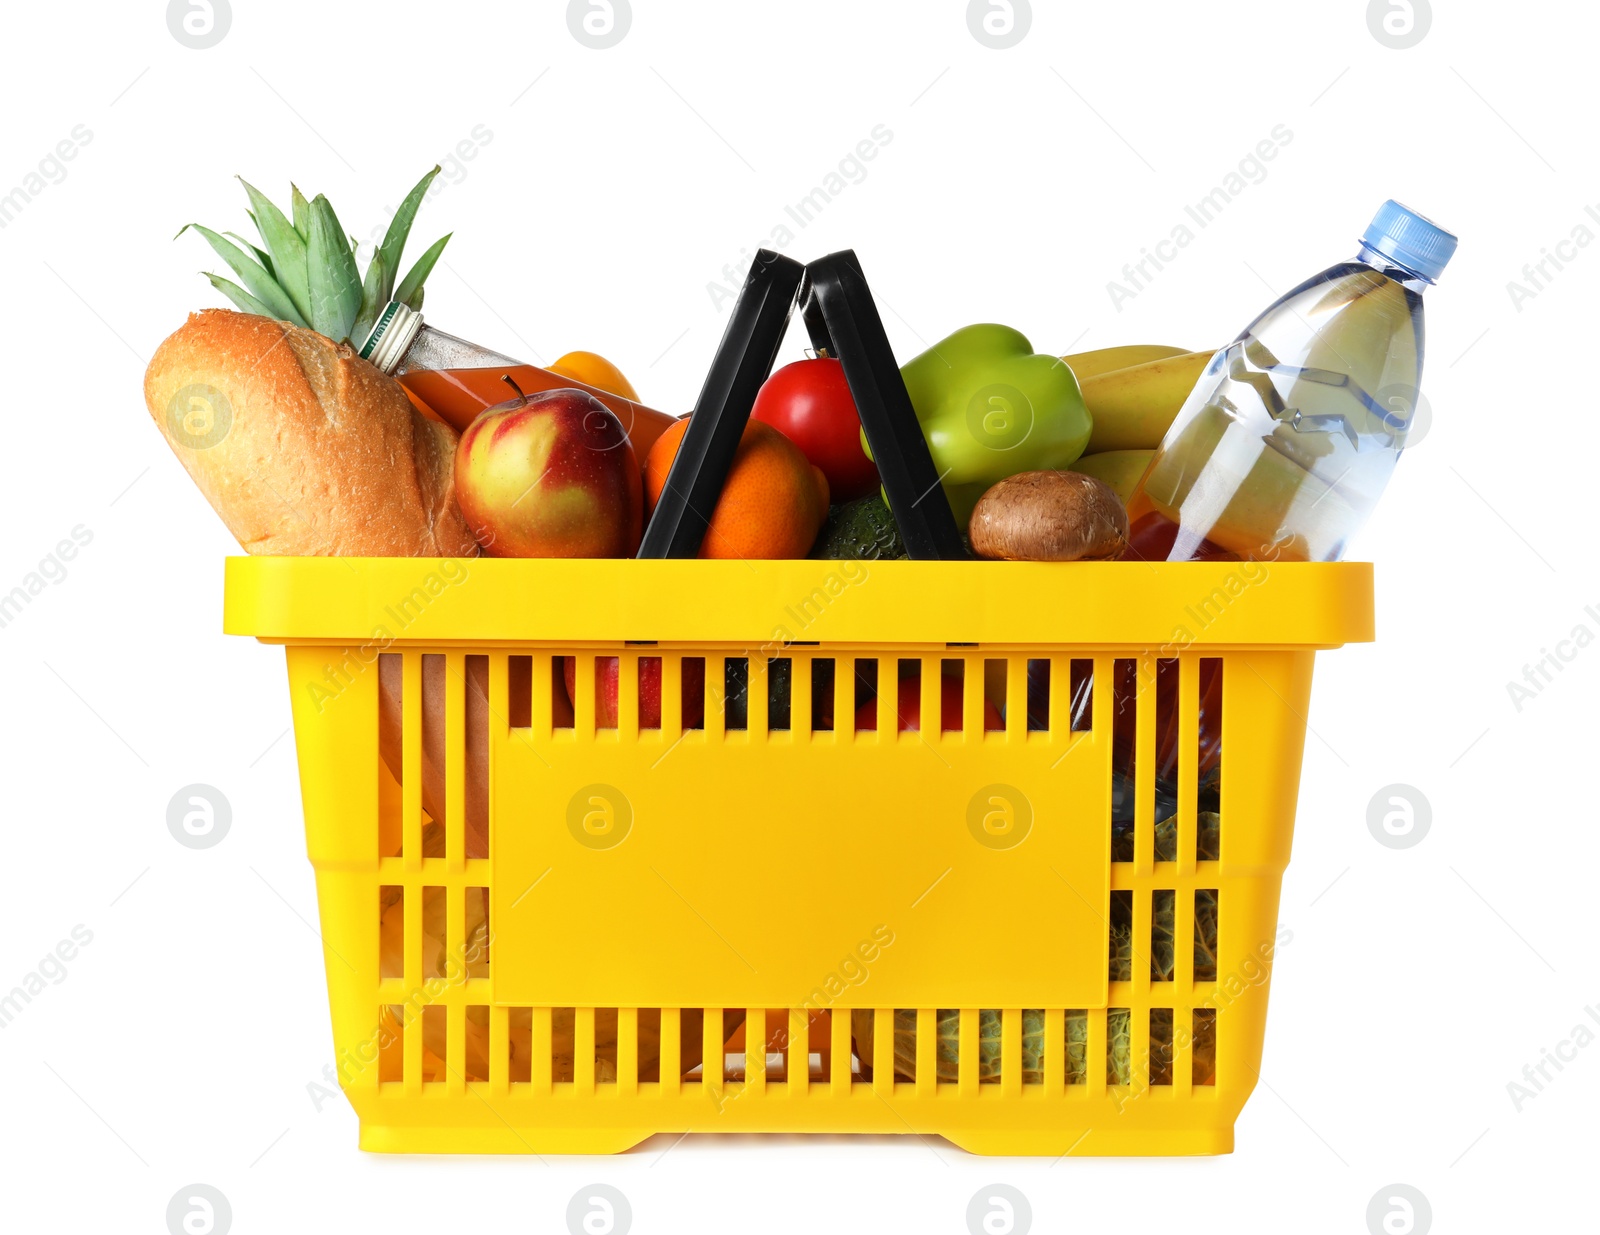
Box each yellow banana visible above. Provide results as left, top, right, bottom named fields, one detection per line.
left=1061, top=343, right=1191, bottom=382
left=1082, top=350, right=1214, bottom=453
left=1067, top=449, right=1155, bottom=505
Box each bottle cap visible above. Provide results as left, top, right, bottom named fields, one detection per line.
left=359, top=301, right=424, bottom=374
left=1360, top=200, right=1458, bottom=283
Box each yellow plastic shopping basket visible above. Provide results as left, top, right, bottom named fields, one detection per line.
left=224, top=554, right=1372, bottom=1155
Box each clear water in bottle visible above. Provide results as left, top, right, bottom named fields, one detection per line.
left=1126, top=200, right=1458, bottom=563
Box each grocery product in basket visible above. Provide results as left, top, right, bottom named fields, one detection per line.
left=1111, top=807, right=1222, bottom=865
left=1047, top=346, right=1213, bottom=505
left=848, top=1010, right=1177, bottom=1087
left=811, top=493, right=906, bottom=560
left=153, top=169, right=475, bottom=555
left=968, top=470, right=1129, bottom=562
left=752, top=356, right=879, bottom=501
left=644, top=418, right=829, bottom=559
left=1108, top=655, right=1224, bottom=837
left=1066, top=448, right=1155, bottom=505
left=377, top=655, right=489, bottom=855
left=456, top=386, right=644, bottom=557
left=361, top=303, right=678, bottom=462
left=547, top=350, right=641, bottom=401
left=1060, top=342, right=1193, bottom=381
left=1108, top=874, right=1220, bottom=982
left=852, top=1010, right=1041, bottom=1083
left=1127, top=200, right=1457, bottom=562
left=890, top=323, right=1092, bottom=527
left=1078, top=350, right=1213, bottom=453
left=174, top=169, right=674, bottom=465
left=720, top=657, right=784, bottom=731
left=562, top=656, right=707, bottom=729
left=144, top=310, right=478, bottom=556
left=179, top=169, right=451, bottom=346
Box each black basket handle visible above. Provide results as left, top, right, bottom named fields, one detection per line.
left=637, top=250, right=805, bottom=559
left=800, top=252, right=967, bottom=560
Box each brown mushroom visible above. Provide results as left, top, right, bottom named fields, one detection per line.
left=969, top=470, right=1129, bottom=562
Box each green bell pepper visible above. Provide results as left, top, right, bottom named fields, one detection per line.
left=870, top=323, right=1092, bottom=527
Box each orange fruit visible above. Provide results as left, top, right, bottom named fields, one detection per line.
left=547, top=350, right=641, bottom=401
left=645, top=418, right=830, bottom=559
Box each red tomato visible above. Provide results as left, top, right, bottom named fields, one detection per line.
left=751, top=357, right=879, bottom=501
left=854, top=674, right=1004, bottom=732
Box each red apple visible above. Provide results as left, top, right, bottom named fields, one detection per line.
left=456, top=388, right=643, bottom=557
left=854, top=673, right=1004, bottom=732
left=563, top=656, right=706, bottom=728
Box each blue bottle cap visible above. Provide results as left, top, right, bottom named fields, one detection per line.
left=1360, top=200, right=1458, bottom=283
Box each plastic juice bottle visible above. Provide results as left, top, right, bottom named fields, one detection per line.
left=1125, top=201, right=1458, bottom=563
left=358, top=300, right=678, bottom=459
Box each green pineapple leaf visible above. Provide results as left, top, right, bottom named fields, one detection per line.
left=177, top=223, right=308, bottom=327
left=239, top=178, right=310, bottom=320
left=395, top=232, right=450, bottom=310
left=305, top=194, right=363, bottom=341
left=352, top=249, right=388, bottom=345
left=187, top=174, right=449, bottom=338
left=376, top=166, right=441, bottom=305
left=203, top=271, right=273, bottom=317
left=225, top=230, right=275, bottom=279
left=290, top=184, right=311, bottom=241
left=243, top=212, right=266, bottom=253
left=405, top=285, right=424, bottom=312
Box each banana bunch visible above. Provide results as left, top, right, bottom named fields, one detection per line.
left=1058, top=343, right=1216, bottom=504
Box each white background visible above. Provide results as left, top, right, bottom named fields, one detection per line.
left=0, top=1, right=1593, bottom=1232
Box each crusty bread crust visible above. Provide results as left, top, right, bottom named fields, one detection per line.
left=144, top=309, right=479, bottom=557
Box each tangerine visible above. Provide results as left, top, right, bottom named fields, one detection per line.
left=645, top=418, right=830, bottom=559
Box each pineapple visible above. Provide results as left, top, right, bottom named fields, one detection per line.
left=178, top=167, right=451, bottom=346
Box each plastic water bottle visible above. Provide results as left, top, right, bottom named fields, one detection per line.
left=1125, top=201, right=1458, bottom=563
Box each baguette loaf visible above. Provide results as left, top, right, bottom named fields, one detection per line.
left=144, top=309, right=479, bottom=557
